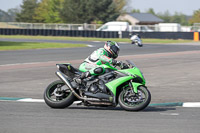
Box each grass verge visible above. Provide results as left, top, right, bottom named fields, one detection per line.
left=0, top=35, right=194, bottom=44
left=0, top=41, right=86, bottom=51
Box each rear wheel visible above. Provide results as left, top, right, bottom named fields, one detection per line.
left=44, top=80, right=75, bottom=108
left=118, top=86, right=151, bottom=111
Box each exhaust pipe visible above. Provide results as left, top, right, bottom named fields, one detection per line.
left=55, top=71, right=100, bottom=102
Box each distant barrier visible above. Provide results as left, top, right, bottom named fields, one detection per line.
left=0, top=28, right=198, bottom=40
left=123, top=32, right=194, bottom=40
left=0, top=28, right=119, bottom=38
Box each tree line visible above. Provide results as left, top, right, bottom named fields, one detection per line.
left=0, top=0, right=200, bottom=26
left=131, top=8, right=200, bottom=26
left=15, top=0, right=125, bottom=24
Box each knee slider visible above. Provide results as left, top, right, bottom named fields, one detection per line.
left=81, top=71, right=91, bottom=79
left=94, top=67, right=104, bottom=74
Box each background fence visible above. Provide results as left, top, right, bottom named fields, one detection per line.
left=0, top=28, right=197, bottom=40
left=0, top=22, right=101, bottom=31
left=1, top=22, right=200, bottom=32
left=0, top=29, right=119, bottom=38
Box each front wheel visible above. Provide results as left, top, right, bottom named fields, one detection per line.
left=44, top=80, right=75, bottom=108
left=118, top=86, right=151, bottom=111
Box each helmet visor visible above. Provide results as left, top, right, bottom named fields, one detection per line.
left=110, top=45, right=119, bottom=59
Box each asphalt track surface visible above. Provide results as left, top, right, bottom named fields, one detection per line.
left=0, top=38, right=200, bottom=133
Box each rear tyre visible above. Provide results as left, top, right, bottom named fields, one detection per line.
left=118, top=86, right=151, bottom=111
left=44, top=80, right=75, bottom=108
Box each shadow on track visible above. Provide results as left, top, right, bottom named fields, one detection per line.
left=67, top=106, right=176, bottom=112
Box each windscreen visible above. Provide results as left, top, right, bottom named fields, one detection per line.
left=126, top=60, right=136, bottom=68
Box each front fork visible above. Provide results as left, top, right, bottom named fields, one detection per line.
left=129, top=80, right=141, bottom=94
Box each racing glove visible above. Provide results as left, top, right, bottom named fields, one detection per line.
left=121, top=63, right=129, bottom=69
left=112, top=59, right=129, bottom=69
left=112, top=59, right=122, bottom=66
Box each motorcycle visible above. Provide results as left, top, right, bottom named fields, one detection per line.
left=130, top=34, right=143, bottom=47
left=44, top=60, right=151, bottom=111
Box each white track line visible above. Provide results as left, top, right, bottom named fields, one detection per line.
left=1, top=97, right=200, bottom=107
left=17, top=98, right=82, bottom=104
left=17, top=98, right=44, bottom=103
left=92, top=41, right=101, bottom=43
left=182, top=102, right=200, bottom=107
left=87, top=45, right=94, bottom=47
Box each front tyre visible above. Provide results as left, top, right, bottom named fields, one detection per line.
left=44, top=80, right=75, bottom=108
left=118, top=86, right=151, bottom=111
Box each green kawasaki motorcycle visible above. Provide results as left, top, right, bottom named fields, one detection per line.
left=44, top=60, right=151, bottom=111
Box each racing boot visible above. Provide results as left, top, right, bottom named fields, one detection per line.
left=74, top=71, right=91, bottom=84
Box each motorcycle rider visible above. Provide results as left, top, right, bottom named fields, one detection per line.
left=74, top=41, right=128, bottom=84
left=130, top=34, right=143, bottom=47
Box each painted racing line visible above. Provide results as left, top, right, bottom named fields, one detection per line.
left=0, top=97, right=200, bottom=107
